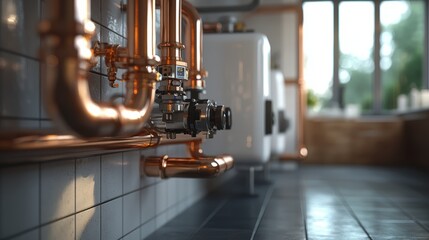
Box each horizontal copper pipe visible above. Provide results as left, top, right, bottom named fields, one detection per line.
left=0, top=130, right=207, bottom=165
left=143, top=141, right=234, bottom=178
left=203, top=22, right=222, bottom=33
left=39, top=0, right=158, bottom=138
left=0, top=130, right=159, bottom=164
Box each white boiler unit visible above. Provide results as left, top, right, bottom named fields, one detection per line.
left=270, top=70, right=288, bottom=157
left=202, top=32, right=272, bottom=164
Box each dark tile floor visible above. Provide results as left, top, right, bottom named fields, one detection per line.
left=145, top=165, right=429, bottom=240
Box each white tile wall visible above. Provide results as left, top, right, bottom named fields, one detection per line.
left=76, top=206, right=101, bottom=240
left=101, top=197, right=122, bottom=240
left=123, top=151, right=141, bottom=193
left=140, top=218, right=156, bottom=240
left=0, top=119, right=39, bottom=131
left=76, top=156, right=101, bottom=212
left=41, top=215, right=75, bottom=240
left=100, top=0, right=126, bottom=36
left=101, top=153, right=123, bottom=202
left=0, top=0, right=40, bottom=58
left=0, top=52, right=40, bottom=119
left=8, top=229, right=39, bottom=240
left=140, top=185, right=156, bottom=224
left=123, top=228, right=140, bottom=240
left=0, top=164, right=39, bottom=238
left=41, top=159, right=75, bottom=223
left=155, top=180, right=169, bottom=215
left=123, top=191, right=140, bottom=235
left=0, top=0, right=232, bottom=240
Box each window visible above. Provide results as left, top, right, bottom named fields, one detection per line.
left=304, top=0, right=426, bottom=114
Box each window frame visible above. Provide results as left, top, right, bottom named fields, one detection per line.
left=303, top=0, right=428, bottom=114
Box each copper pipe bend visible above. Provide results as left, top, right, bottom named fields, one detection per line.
left=40, top=0, right=158, bottom=138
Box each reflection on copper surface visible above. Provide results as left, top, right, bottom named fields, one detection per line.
left=183, top=0, right=206, bottom=91
left=143, top=140, right=234, bottom=178
left=40, top=0, right=159, bottom=138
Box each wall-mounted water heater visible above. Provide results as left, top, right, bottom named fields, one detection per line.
left=271, top=70, right=288, bottom=158
left=202, top=32, right=272, bottom=164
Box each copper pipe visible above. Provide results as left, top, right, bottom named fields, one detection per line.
left=0, top=130, right=208, bottom=165
left=203, top=22, right=222, bottom=33
left=0, top=131, right=159, bottom=165
left=128, top=0, right=158, bottom=63
left=159, top=0, right=184, bottom=64
left=39, top=0, right=158, bottom=138
left=143, top=141, right=234, bottom=178
left=182, top=0, right=206, bottom=91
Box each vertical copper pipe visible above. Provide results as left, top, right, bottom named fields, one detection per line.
left=160, top=0, right=184, bottom=64
left=182, top=0, right=206, bottom=91
left=40, top=0, right=159, bottom=138
left=128, top=0, right=157, bottom=62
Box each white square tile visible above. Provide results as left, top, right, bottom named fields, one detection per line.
left=141, top=185, right=156, bottom=225
left=123, top=191, right=140, bottom=235
left=155, top=210, right=169, bottom=228
left=88, top=72, right=101, bottom=103
left=76, top=156, right=101, bottom=212
left=0, top=52, right=40, bottom=118
left=41, top=215, right=75, bottom=240
left=140, top=218, right=156, bottom=240
left=76, top=206, right=100, bottom=240
left=101, top=153, right=122, bottom=202
left=167, top=179, right=177, bottom=208
left=0, top=119, right=39, bottom=131
left=123, top=150, right=140, bottom=193
left=89, top=24, right=102, bottom=74
left=140, top=148, right=157, bottom=187
left=155, top=180, right=168, bottom=215
left=0, top=164, right=39, bottom=238
left=176, top=179, right=187, bottom=202
left=8, top=229, right=39, bottom=240
left=100, top=0, right=126, bottom=35
left=39, top=120, right=54, bottom=130
left=91, top=0, right=101, bottom=22
left=100, top=75, right=125, bottom=105
left=41, top=159, right=75, bottom=223
left=101, top=197, right=122, bottom=240
left=123, top=228, right=140, bottom=240
left=0, top=0, right=40, bottom=58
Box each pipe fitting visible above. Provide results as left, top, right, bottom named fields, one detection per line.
left=143, top=140, right=234, bottom=178
left=143, top=154, right=234, bottom=178
left=40, top=0, right=159, bottom=138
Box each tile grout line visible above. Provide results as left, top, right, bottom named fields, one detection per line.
left=39, top=163, right=42, bottom=240
left=121, top=152, right=124, bottom=238
left=250, top=185, right=275, bottom=240
left=99, top=154, right=103, bottom=240
left=387, top=198, right=429, bottom=233
left=298, top=168, right=309, bottom=240
left=330, top=181, right=373, bottom=240
left=187, top=198, right=229, bottom=239
left=0, top=48, right=40, bottom=62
